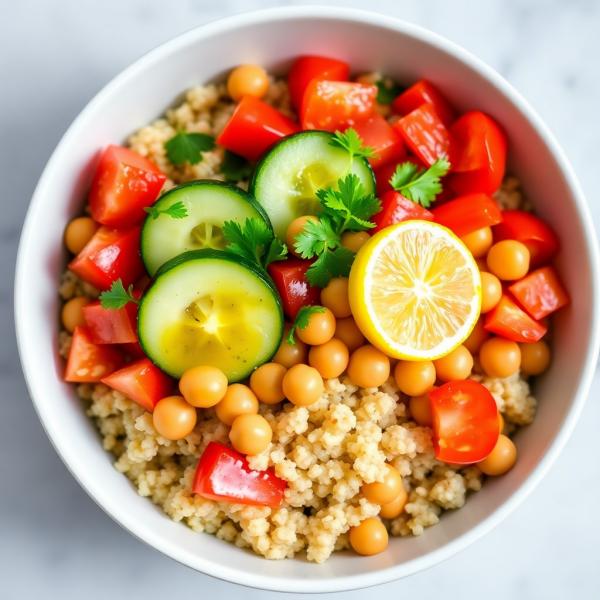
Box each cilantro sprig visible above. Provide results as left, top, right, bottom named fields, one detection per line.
left=330, top=128, right=378, bottom=165
left=390, top=157, right=451, bottom=208
left=375, top=80, right=405, bottom=105
left=286, top=306, right=327, bottom=345
left=164, top=132, right=215, bottom=166
left=220, top=150, right=253, bottom=182
left=144, top=201, right=188, bottom=220
left=99, top=279, right=139, bottom=310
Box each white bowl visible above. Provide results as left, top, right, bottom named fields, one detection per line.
left=15, top=6, right=600, bottom=593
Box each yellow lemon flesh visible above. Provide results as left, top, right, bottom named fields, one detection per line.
left=349, top=221, right=481, bottom=360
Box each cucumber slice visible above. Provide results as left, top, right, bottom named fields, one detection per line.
left=249, top=131, right=376, bottom=239
left=138, top=250, right=283, bottom=381
left=141, top=180, right=270, bottom=276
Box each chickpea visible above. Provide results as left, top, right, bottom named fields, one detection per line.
left=479, top=337, right=521, bottom=379
left=433, top=345, right=473, bottom=382
left=64, top=217, right=99, bottom=255
left=460, top=227, right=493, bottom=258
left=62, top=296, right=92, bottom=333
left=477, top=434, right=517, bottom=476
left=282, top=364, right=324, bottom=406
left=519, top=341, right=551, bottom=375
left=285, top=216, right=318, bottom=257
left=361, top=464, right=403, bottom=505
left=379, top=487, right=408, bottom=519
left=349, top=518, right=388, bottom=556
left=215, top=384, right=259, bottom=426
left=340, top=231, right=370, bottom=253
left=227, top=64, right=269, bottom=102
left=480, top=272, right=502, bottom=313
left=463, top=316, right=490, bottom=355
left=179, top=365, right=228, bottom=408
left=229, top=413, right=272, bottom=455
left=249, top=362, right=287, bottom=404
left=153, top=396, right=197, bottom=440
left=296, top=308, right=336, bottom=345
left=498, top=412, right=505, bottom=433
left=487, top=240, right=530, bottom=281
left=308, top=338, right=349, bottom=379
left=320, top=277, right=352, bottom=318
left=334, top=317, right=365, bottom=354
left=347, top=345, right=390, bottom=388
left=272, top=323, right=308, bottom=369
left=409, top=391, right=434, bottom=427
left=394, top=360, right=436, bottom=397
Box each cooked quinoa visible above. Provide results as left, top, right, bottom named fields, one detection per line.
left=59, top=77, right=538, bottom=563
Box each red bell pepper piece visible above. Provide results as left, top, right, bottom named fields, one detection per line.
left=216, top=96, right=300, bottom=162
left=493, top=210, right=560, bottom=268
left=374, top=155, right=425, bottom=197
left=268, top=259, right=321, bottom=319
left=287, top=55, right=350, bottom=111
left=192, top=442, right=286, bottom=507
left=508, top=266, right=570, bottom=320
left=68, top=225, right=144, bottom=291
left=101, top=358, right=174, bottom=412
left=432, top=193, right=503, bottom=238
left=64, top=326, right=125, bottom=383
left=82, top=291, right=141, bottom=344
left=119, top=341, right=147, bottom=360
left=349, top=113, right=407, bottom=169
left=372, top=191, right=434, bottom=233
left=484, top=294, right=548, bottom=342
left=391, top=79, right=456, bottom=127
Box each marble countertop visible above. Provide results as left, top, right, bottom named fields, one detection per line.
left=2, top=1, right=599, bottom=598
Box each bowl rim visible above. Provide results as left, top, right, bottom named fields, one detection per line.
left=14, top=5, right=600, bottom=593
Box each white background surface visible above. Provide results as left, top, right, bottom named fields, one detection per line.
left=2, top=1, right=599, bottom=598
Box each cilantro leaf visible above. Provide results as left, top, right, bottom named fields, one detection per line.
left=264, top=238, right=288, bottom=268
left=305, top=247, right=355, bottom=288
left=164, top=132, right=215, bottom=166
left=99, top=279, right=139, bottom=310
left=286, top=305, right=327, bottom=345
left=330, top=128, right=378, bottom=161
left=375, top=80, right=405, bottom=104
left=220, top=150, right=253, bottom=182
left=293, top=215, right=340, bottom=260
left=390, top=157, right=451, bottom=208
left=144, top=201, right=188, bottom=220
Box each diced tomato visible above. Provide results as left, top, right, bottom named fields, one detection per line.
left=288, top=56, right=350, bottom=111
left=101, top=358, right=174, bottom=412
left=64, top=326, right=125, bottom=383
left=120, top=341, right=147, bottom=360
left=375, top=155, right=425, bottom=197
left=493, top=210, right=560, bottom=268
left=217, top=96, right=300, bottom=162
left=393, top=104, right=459, bottom=167
left=448, top=111, right=507, bottom=196
left=432, top=193, right=503, bottom=238
left=301, top=80, right=377, bottom=132
left=192, top=441, right=286, bottom=507
left=68, top=226, right=144, bottom=291
left=429, top=380, right=500, bottom=464
left=268, top=259, right=321, bottom=320
left=89, top=145, right=166, bottom=227
left=372, top=191, right=434, bottom=233
left=508, top=266, right=570, bottom=320
left=349, top=113, right=407, bottom=169
left=82, top=291, right=141, bottom=344
left=484, top=294, right=548, bottom=342
left=391, top=79, right=456, bottom=127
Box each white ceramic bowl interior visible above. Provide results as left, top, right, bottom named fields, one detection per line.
left=15, top=6, right=600, bottom=594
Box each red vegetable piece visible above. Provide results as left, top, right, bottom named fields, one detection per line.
left=484, top=294, right=548, bottom=342
left=508, top=266, right=570, bottom=320
left=493, top=210, right=560, bottom=268
left=268, top=259, right=321, bottom=319
left=89, top=145, right=166, bottom=227
left=429, top=380, right=500, bottom=464
left=374, top=155, right=426, bottom=197
left=391, top=79, right=456, bottom=127
left=82, top=290, right=141, bottom=344
left=432, top=193, right=503, bottom=238
left=119, top=341, right=147, bottom=360
left=101, top=358, right=174, bottom=412
left=64, top=326, right=125, bottom=383
left=216, top=96, right=300, bottom=162
left=372, top=191, right=434, bottom=233
left=68, top=225, right=144, bottom=291
left=301, top=80, right=377, bottom=132
left=349, top=113, right=407, bottom=169
left=288, top=56, right=350, bottom=111
left=192, top=441, right=286, bottom=507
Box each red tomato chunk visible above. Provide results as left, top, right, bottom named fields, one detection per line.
left=509, top=266, right=570, bottom=320
left=193, top=442, right=286, bottom=507
left=432, top=193, right=503, bottom=238
left=350, top=113, right=406, bottom=169
left=429, top=380, right=500, bottom=464
left=268, top=258, right=321, bottom=319
left=484, top=294, right=548, bottom=343
left=392, top=79, right=456, bottom=127
left=119, top=341, right=147, bottom=360
left=372, top=190, right=434, bottom=233
left=82, top=290, right=141, bottom=344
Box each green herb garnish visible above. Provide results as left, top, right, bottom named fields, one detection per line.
left=164, top=132, right=215, bottom=166
left=143, top=201, right=188, bottom=220
left=390, top=157, right=451, bottom=208
left=330, top=128, right=378, bottom=164
left=99, top=279, right=139, bottom=310
left=286, top=305, right=327, bottom=345
left=220, top=150, right=253, bottom=182
left=375, top=80, right=405, bottom=104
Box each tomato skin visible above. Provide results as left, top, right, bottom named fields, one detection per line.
left=429, top=380, right=500, bottom=464
left=301, top=80, right=377, bottom=132
left=375, top=155, right=426, bottom=197
left=192, top=441, right=286, bottom=507
left=432, top=193, right=503, bottom=238
left=101, top=358, right=174, bottom=412
left=391, top=79, right=456, bottom=127
left=64, top=326, right=125, bottom=383
left=268, top=259, right=321, bottom=319
left=82, top=290, right=141, bottom=344
left=508, top=266, right=570, bottom=320
left=216, top=96, right=300, bottom=162
left=372, top=191, right=434, bottom=233
left=68, top=225, right=144, bottom=291
left=484, top=294, right=548, bottom=342
left=350, top=113, right=406, bottom=169
left=89, top=145, right=166, bottom=227
left=287, top=56, right=350, bottom=111
left=493, top=210, right=560, bottom=268
left=119, top=341, right=147, bottom=360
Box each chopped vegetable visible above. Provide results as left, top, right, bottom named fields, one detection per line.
left=484, top=294, right=548, bottom=342
left=99, top=279, right=140, bottom=310
left=144, top=201, right=188, bottom=220
left=432, top=193, right=503, bottom=238
left=372, top=190, right=434, bottom=233
left=219, top=150, right=253, bottom=182
left=349, top=114, right=407, bottom=169
left=286, top=305, right=327, bottom=344
left=164, top=131, right=215, bottom=166
left=83, top=290, right=140, bottom=344
left=389, top=157, right=451, bottom=208
left=375, top=80, right=405, bottom=105
left=391, top=79, right=456, bottom=126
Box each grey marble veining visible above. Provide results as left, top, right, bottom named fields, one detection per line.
left=1, top=1, right=598, bottom=598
